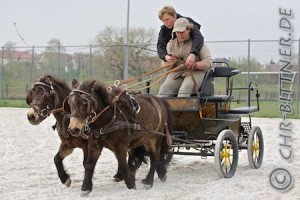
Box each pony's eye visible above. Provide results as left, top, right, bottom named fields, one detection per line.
left=83, top=101, right=88, bottom=108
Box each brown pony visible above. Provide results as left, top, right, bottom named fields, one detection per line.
left=26, top=75, right=88, bottom=187
left=64, top=79, right=172, bottom=195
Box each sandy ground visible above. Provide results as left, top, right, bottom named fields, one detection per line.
left=0, top=108, right=299, bottom=200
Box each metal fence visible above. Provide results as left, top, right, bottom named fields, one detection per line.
left=1, top=39, right=299, bottom=116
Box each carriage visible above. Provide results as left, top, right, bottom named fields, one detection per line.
left=26, top=60, right=264, bottom=194
left=162, top=61, right=264, bottom=178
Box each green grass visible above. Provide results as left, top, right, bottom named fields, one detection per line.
left=1, top=98, right=299, bottom=119
left=0, top=99, right=28, bottom=108
left=230, top=100, right=300, bottom=119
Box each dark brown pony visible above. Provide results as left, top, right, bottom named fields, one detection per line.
left=64, top=79, right=172, bottom=195
left=26, top=75, right=89, bottom=187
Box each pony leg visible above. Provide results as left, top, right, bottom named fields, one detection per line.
left=113, top=165, right=124, bottom=182
left=81, top=143, right=103, bottom=195
left=54, top=143, right=74, bottom=187
left=142, top=148, right=160, bottom=188
left=114, top=150, right=136, bottom=190
left=82, top=143, right=89, bottom=165
left=114, top=146, right=146, bottom=182
left=156, top=136, right=170, bottom=182
left=156, top=154, right=168, bottom=182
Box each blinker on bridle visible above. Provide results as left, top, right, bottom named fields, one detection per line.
left=29, top=81, right=56, bottom=117
left=68, top=89, right=97, bottom=123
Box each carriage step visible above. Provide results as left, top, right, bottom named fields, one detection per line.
left=172, top=131, right=188, bottom=139
left=228, top=106, right=259, bottom=114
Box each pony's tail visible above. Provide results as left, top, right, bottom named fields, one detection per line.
left=160, top=98, right=174, bottom=165
left=128, top=146, right=149, bottom=172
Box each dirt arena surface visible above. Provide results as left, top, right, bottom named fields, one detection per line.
left=0, top=108, right=299, bottom=199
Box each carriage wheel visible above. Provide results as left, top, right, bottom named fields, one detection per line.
left=214, top=130, right=239, bottom=178
left=247, top=126, right=264, bottom=169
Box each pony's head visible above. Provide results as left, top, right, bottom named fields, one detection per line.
left=65, top=79, right=113, bottom=138
left=26, top=75, right=69, bottom=125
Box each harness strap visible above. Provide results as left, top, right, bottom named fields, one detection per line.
left=88, top=89, right=125, bottom=125
left=91, top=122, right=141, bottom=138
left=49, top=107, right=64, bottom=114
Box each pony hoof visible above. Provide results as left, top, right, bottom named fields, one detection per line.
left=113, top=177, right=123, bottom=182
left=64, top=177, right=71, bottom=187
left=80, top=190, right=91, bottom=197
left=144, top=184, right=152, bottom=190
left=142, top=180, right=153, bottom=190
left=160, top=175, right=167, bottom=182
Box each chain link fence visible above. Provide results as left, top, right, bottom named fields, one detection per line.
left=1, top=39, right=299, bottom=116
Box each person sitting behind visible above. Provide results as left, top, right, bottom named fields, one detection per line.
left=157, top=18, right=212, bottom=98
left=157, top=5, right=204, bottom=68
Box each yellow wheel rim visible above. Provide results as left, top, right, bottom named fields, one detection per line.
left=221, top=141, right=232, bottom=168
left=252, top=133, right=260, bottom=160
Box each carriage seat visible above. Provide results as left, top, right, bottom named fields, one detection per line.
left=198, top=66, right=240, bottom=102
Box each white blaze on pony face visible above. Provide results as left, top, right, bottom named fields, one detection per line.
left=27, top=107, right=41, bottom=125
left=68, top=117, right=84, bottom=131
left=68, top=113, right=86, bottom=138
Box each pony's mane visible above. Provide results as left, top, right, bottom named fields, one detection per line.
left=82, top=80, right=135, bottom=122
left=81, top=80, right=112, bottom=106
left=39, top=74, right=70, bottom=90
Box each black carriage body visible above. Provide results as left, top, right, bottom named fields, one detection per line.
left=161, top=62, right=263, bottom=178
left=164, top=63, right=251, bottom=141
left=166, top=97, right=241, bottom=141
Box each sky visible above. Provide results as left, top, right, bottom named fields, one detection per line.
left=1, top=0, right=300, bottom=63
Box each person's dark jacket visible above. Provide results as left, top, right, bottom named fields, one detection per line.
left=157, top=13, right=204, bottom=61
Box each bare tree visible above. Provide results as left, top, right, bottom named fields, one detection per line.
left=94, top=26, right=159, bottom=80
left=3, top=41, right=17, bottom=60
left=45, top=38, right=66, bottom=52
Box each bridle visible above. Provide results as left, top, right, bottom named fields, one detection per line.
left=64, top=89, right=98, bottom=125
left=64, top=87, right=126, bottom=138
left=64, top=88, right=124, bottom=123
left=27, top=81, right=63, bottom=117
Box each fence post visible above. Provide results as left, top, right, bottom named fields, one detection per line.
left=57, top=45, right=60, bottom=76
left=78, top=54, right=81, bottom=79
left=30, top=46, right=34, bottom=87
left=296, top=38, right=300, bottom=117
left=89, top=44, right=92, bottom=78
left=1, top=46, right=4, bottom=100
left=247, top=39, right=251, bottom=106
left=5, top=84, right=8, bottom=98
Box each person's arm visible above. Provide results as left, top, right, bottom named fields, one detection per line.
left=184, top=28, right=204, bottom=68
left=164, top=41, right=178, bottom=68
left=194, top=58, right=212, bottom=70
left=194, top=44, right=212, bottom=70
left=157, top=28, right=169, bottom=61
left=190, top=27, right=204, bottom=57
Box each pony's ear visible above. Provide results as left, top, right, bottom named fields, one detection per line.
left=72, top=79, right=79, bottom=89
left=91, top=80, right=96, bottom=87
left=45, top=75, right=53, bottom=84
left=87, top=80, right=96, bottom=89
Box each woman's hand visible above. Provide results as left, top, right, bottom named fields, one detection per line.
left=185, top=54, right=196, bottom=68
left=165, top=54, right=178, bottom=63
